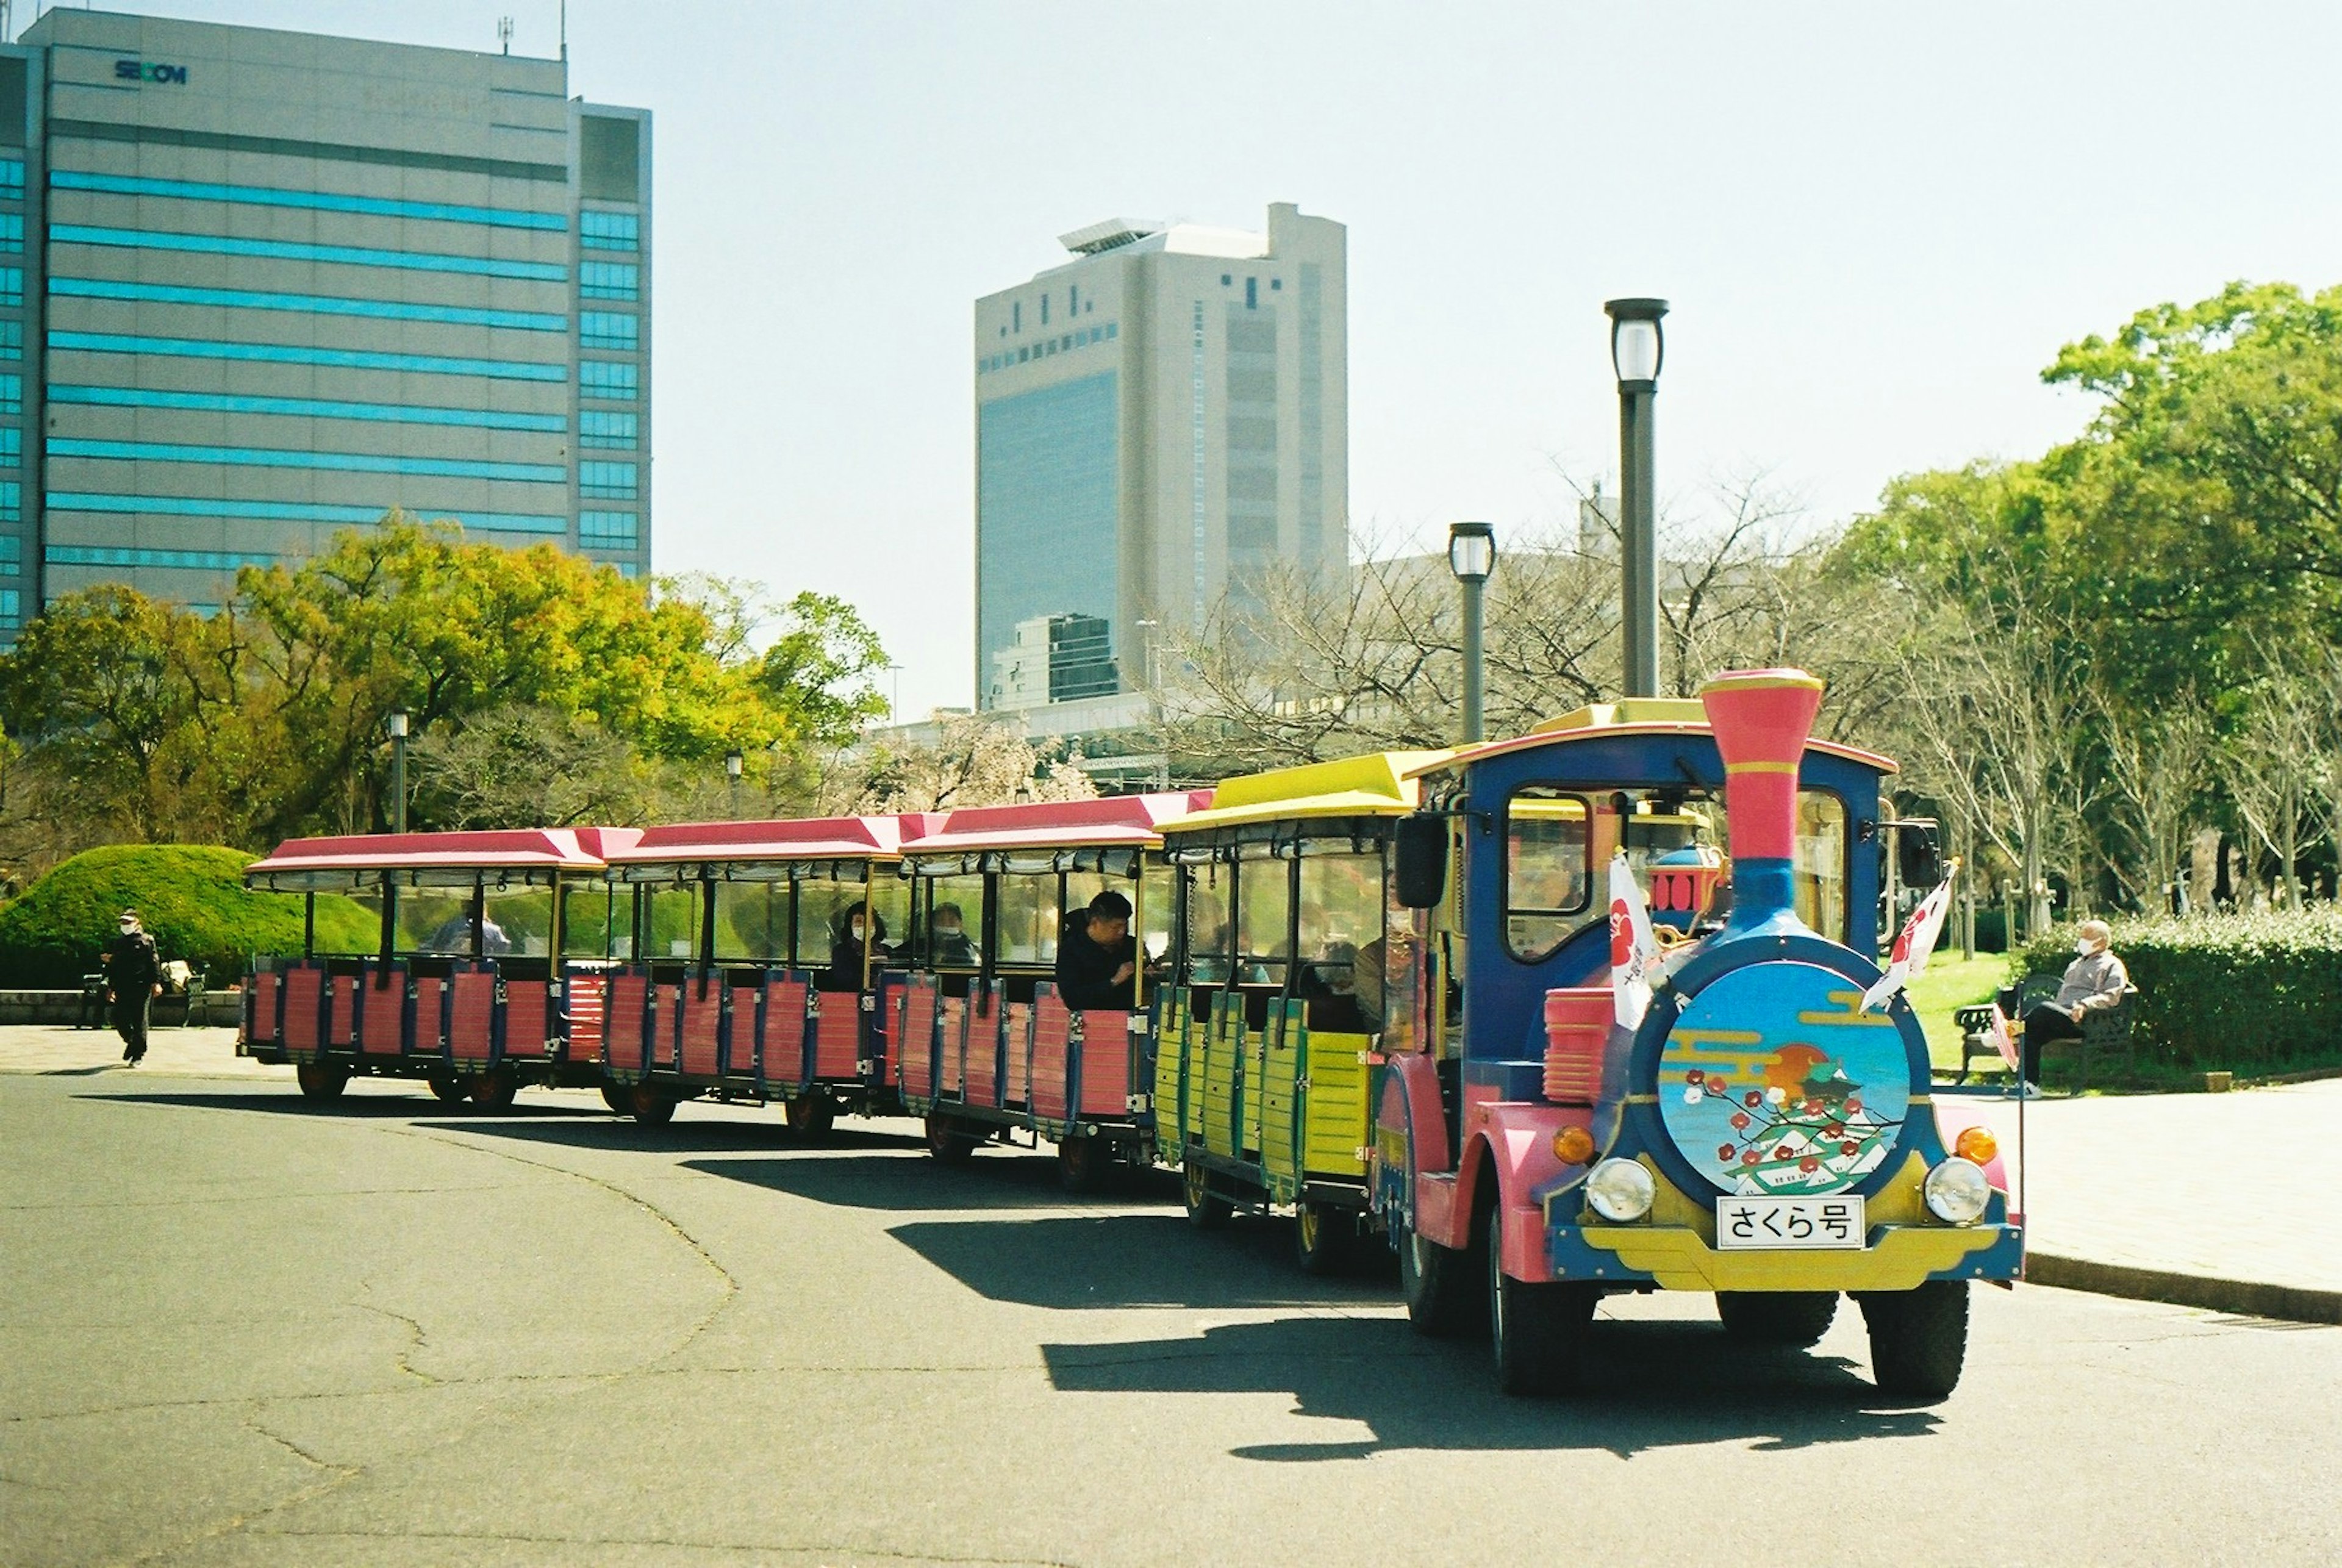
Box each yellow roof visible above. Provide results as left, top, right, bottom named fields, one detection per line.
left=1161, top=749, right=1453, bottom=834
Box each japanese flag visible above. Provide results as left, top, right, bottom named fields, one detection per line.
left=1986, top=1002, right=2019, bottom=1072
left=1860, top=872, right=1955, bottom=1012
left=1609, top=852, right=1660, bottom=1029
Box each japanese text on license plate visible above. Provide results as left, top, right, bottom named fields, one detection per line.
left=1715, top=1195, right=1866, bottom=1250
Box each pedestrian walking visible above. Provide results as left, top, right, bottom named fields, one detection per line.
left=106, top=909, right=162, bottom=1066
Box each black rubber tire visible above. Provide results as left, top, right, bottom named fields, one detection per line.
left=1489, top=1236, right=1599, bottom=1395
left=1294, top=1199, right=1353, bottom=1276
left=1181, top=1161, right=1233, bottom=1230
left=1716, top=1291, right=1839, bottom=1347
left=427, top=1073, right=468, bottom=1104
left=469, top=1068, right=518, bottom=1112
left=786, top=1095, right=837, bottom=1137
left=926, top=1113, right=979, bottom=1164
left=1859, top=1281, right=1970, bottom=1400
left=599, top=1083, right=631, bottom=1115
left=1397, top=1207, right=1483, bottom=1338
left=1058, top=1136, right=1109, bottom=1194
left=295, top=1062, right=349, bottom=1101
left=629, top=1083, right=677, bottom=1126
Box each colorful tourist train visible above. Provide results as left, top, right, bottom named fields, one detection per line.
left=239, top=668, right=2022, bottom=1397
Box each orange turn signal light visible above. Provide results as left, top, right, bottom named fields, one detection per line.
left=1954, top=1126, right=1999, bottom=1165
left=1552, top=1125, right=1597, bottom=1165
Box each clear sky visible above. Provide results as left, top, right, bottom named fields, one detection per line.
left=44, top=1, right=2342, bottom=716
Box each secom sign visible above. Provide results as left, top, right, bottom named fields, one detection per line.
left=115, top=59, right=188, bottom=85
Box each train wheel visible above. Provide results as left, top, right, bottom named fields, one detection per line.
left=295, top=1062, right=349, bottom=1101
left=1716, top=1291, right=1838, bottom=1347
left=1058, top=1136, right=1109, bottom=1194
left=786, top=1095, right=837, bottom=1137
left=926, top=1114, right=978, bottom=1164
left=599, top=1083, right=631, bottom=1115
left=469, top=1068, right=519, bottom=1112
left=628, top=1083, right=677, bottom=1126
left=1182, top=1162, right=1233, bottom=1230
left=1858, top=1281, right=1969, bottom=1400
left=1294, top=1200, right=1352, bottom=1275
left=1397, top=1207, right=1483, bottom=1339
left=427, top=1073, right=468, bottom=1104
left=1489, top=1239, right=1598, bottom=1396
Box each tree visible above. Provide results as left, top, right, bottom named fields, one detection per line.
left=753, top=591, right=890, bottom=748
left=841, top=712, right=1095, bottom=814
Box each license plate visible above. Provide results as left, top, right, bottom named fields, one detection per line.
left=1716, top=1195, right=1866, bottom=1250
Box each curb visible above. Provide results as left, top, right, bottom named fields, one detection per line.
left=2027, top=1252, right=2342, bottom=1326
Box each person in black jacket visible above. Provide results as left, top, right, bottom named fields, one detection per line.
left=105, top=910, right=162, bottom=1066
left=1055, top=890, right=1136, bottom=1011
left=824, top=901, right=889, bottom=992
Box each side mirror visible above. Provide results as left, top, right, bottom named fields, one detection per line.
left=1896, top=822, right=1943, bottom=890
left=1394, top=814, right=1449, bottom=909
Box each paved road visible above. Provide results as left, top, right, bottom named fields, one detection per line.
left=5, top=1072, right=2339, bottom=1567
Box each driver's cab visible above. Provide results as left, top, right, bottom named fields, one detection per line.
left=1391, top=700, right=1891, bottom=1100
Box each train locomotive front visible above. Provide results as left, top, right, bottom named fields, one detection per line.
left=1373, top=668, right=2022, bottom=1397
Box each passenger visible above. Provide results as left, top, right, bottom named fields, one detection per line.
left=825, top=901, right=889, bottom=992
left=423, top=912, right=512, bottom=957
left=929, top=902, right=978, bottom=967
left=2018, top=918, right=2129, bottom=1092
left=1055, top=890, right=1137, bottom=1011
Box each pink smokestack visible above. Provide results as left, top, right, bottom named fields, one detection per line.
left=1698, top=668, right=1825, bottom=928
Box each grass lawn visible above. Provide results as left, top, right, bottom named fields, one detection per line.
left=1900, top=953, right=2016, bottom=1077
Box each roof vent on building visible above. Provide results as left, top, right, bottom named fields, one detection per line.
left=1059, top=218, right=1164, bottom=255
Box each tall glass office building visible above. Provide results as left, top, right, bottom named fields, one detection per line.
left=972, top=204, right=1346, bottom=711
left=0, top=7, right=651, bottom=638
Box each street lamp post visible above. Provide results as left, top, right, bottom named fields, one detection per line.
left=1605, top=297, right=1668, bottom=698
left=386, top=711, right=409, bottom=834
left=724, top=748, right=744, bottom=817
left=1447, top=521, right=1497, bottom=743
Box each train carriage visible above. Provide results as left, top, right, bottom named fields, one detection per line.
left=1153, top=751, right=1450, bottom=1272
left=594, top=815, right=933, bottom=1128
left=1372, top=671, right=2022, bottom=1396
left=895, top=792, right=1207, bottom=1189
left=238, top=828, right=640, bottom=1106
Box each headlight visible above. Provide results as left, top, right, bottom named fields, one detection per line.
left=1586, top=1158, right=1656, bottom=1223
left=1923, top=1157, right=1992, bottom=1225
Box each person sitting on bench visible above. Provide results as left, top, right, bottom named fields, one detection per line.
left=2021, top=918, right=2128, bottom=1088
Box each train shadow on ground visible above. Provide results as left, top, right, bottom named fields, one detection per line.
left=683, top=1147, right=1183, bottom=1212
left=1044, top=1311, right=1945, bottom=1459
left=423, top=1119, right=927, bottom=1157
left=72, top=1088, right=604, bottom=1120
left=885, top=1209, right=1392, bottom=1311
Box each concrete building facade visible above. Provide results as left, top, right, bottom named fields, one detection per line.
left=0, top=7, right=651, bottom=635
left=972, top=203, right=1346, bottom=711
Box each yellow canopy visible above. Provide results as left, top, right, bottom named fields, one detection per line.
left=1160, top=749, right=1453, bottom=835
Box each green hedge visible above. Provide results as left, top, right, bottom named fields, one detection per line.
left=0, top=845, right=375, bottom=989
left=2018, top=909, right=2342, bottom=1077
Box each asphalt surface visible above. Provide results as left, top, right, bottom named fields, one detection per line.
left=5, top=1072, right=2340, bottom=1567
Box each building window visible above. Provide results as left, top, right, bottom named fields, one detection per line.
left=1220, top=274, right=1231, bottom=286
left=0, top=321, right=18, bottom=360
left=581, top=210, right=640, bottom=251
left=45, top=382, right=560, bottom=432
left=580, top=410, right=638, bottom=449
left=1041, top=293, right=1050, bottom=326
left=580, top=509, right=639, bottom=547
left=1245, top=277, right=1258, bottom=309
left=581, top=360, right=638, bottom=401
left=0, top=159, right=20, bottom=197
left=0, top=214, right=20, bottom=253
left=580, top=311, right=639, bottom=350
left=0, top=429, right=18, bottom=467
left=0, top=481, right=18, bottom=523
left=0, top=587, right=17, bottom=628
left=581, top=116, right=642, bottom=203
left=51, top=224, right=566, bottom=282
left=1106, top=322, right=1117, bottom=339
left=579, top=261, right=640, bottom=300
left=580, top=461, right=638, bottom=499
left=0, top=268, right=20, bottom=307
left=1016, top=346, right=1028, bottom=363
left=0, top=374, right=18, bottom=415
left=52, top=276, right=567, bottom=332
left=52, top=328, right=562, bottom=381
left=1013, top=302, right=1021, bottom=332
left=1069, top=285, right=1078, bottom=314
left=1272, top=277, right=1283, bottom=290
left=0, top=535, right=18, bottom=576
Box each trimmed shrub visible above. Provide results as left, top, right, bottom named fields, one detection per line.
left=0, top=845, right=376, bottom=989
left=2018, top=909, right=2342, bottom=1078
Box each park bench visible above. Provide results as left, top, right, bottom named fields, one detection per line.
left=1955, top=977, right=2138, bottom=1094
left=76, top=961, right=208, bottom=1028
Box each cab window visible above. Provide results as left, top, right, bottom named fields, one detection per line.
left=1504, top=787, right=1593, bottom=961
